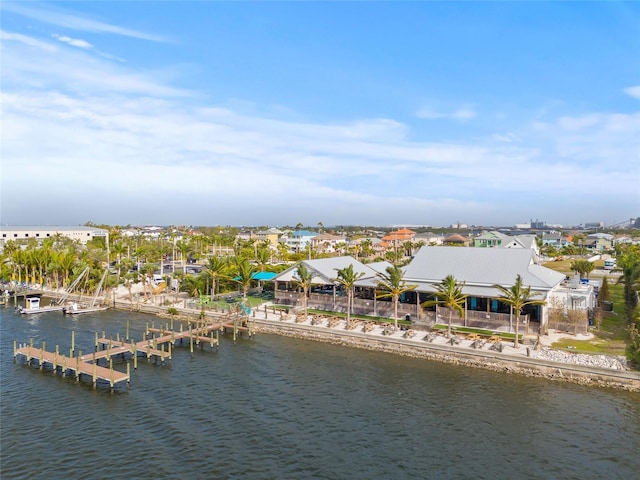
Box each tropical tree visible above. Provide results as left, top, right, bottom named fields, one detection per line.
left=233, top=257, right=255, bottom=300
left=599, top=276, right=611, bottom=306
left=176, top=240, right=191, bottom=274
left=570, top=259, right=594, bottom=278
left=255, top=247, right=271, bottom=272
left=422, top=275, right=467, bottom=338
left=493, top=274, right=546, bottom=348
left=616, top=246, right=640, bottom=322
left=376, top=264, right=417, bottom=331
left=334, top=264, right=365, bottom=328
left=139, top=263, right=156, bottom=301
left=293, top=263, right=315, bottom=320
left=204, top=256, right=227, bottom=298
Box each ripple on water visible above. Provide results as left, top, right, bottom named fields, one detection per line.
left=1, top=309, right=639, bottom=479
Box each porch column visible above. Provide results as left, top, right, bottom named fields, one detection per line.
left=333, top=285, right=336, bottom=310
left=374, top=289, right=377, bottom=316
left=464, top=298, right=467, bottom=327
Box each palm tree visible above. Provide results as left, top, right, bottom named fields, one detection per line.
left=334, top=264, right=365, bottom=328
left=204, top=256, right=227, bottom=299
left=422, top=275, right=467, bottom=338
left=293, top=263, right=315, bottom=320
left=570, top=259, right=594, bottom=278
left=233, top=257, right=255, bottom=301
left=376, top=264, right=417, bottom=331
left=493, top=274, right=546, bottom=348
left=176, top=240, right=191, bottom=274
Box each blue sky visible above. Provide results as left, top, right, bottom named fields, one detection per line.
left=1, top=1, right=639, bottom=228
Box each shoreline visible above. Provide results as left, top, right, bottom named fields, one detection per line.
left=252, top=318, right=640, bottom=392
left=26, top=290, right=640, bottom=392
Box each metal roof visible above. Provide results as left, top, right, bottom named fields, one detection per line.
left=403, top=246, right=565, bottom=290
left=272, top=256, right=380, bottom=285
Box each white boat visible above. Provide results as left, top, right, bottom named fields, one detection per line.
left=18, top=296, right=64, bottom=314
left=62, top=302, right=109, bottom=315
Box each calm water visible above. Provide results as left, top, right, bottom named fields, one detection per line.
left=1, top=305, right=639, bottom=480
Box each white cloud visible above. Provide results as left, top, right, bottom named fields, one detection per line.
left=53, top=33, right=93, bottom=49
left=2, top=2, right=167, bottom=42
left=416, top=105, right=477, bottom=121
left=624, top=85, right=640, bottom=100
left=557, top=114, right=600, bottom=131
left=1, top=23, right=637, bottom=227
left=0, top=30, right=57, bottom=52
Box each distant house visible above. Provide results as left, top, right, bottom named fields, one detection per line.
left=414, top=232, right=443, bottom=246
left=442, top=234, right=471, bottom=246
left=282, top=230, right=318, bottom=253
left=379, top=228, right=416, bottom=252
left=474, top=231, right=510, bottom=248
left=311, top=233, right=347, bottom=254
left=252, top=228, right=283, bottom=248
left=584, top=233, right=614, bottom=252
left=541, top=232, right=568, bottom=248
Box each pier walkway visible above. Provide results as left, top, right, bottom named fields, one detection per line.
left=14, top=314, right=255, bottom=391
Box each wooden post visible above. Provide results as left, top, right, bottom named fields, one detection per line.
left=126, top=319, right=130, bottom=341
left=62, top=355, right=67, bottom=376
left=71, top=330, right=75, bottom=356
left=110, top=363, right=114, bottom=389
left=189, top=327, right=193, bottom=354
left=13, top=340, right=16, bottom=358
left=92, top=353, right=97, bottom=388
left=40, top=341, right=45, bottom=370
left=76, top=353, right=80, bottom=381
left=168, top=342, right=172, bottom=360
left=95, top=331, right=98, bottom=351
left=133, top=343, right=138, bottom=370
left=53, top=345, right=59, bottom=372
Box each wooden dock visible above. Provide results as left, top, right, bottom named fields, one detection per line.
left=13, top=315, right=255, bottom=391
left=14, top=341, right=129, bottom=389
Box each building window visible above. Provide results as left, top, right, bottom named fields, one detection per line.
left=36, top=234, right=40, bottom=237
left=2, top=234, right=5, bottom=238
left=25, top=234, right=29, bottom=237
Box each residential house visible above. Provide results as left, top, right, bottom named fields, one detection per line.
left=442, top=234, right=471, bottom=246
left=252, top=228, right=283, bottom=249
left=474, top=231, right=510, bottom=248
left=584, top=233, right=614, bottom=252
left=540, top=232, right=568, bottom=248
left=282, top=230, right=318, bottom=253
left=311, top=233, right=347, bottom=254
left=379, top=228, right=416, bottom=255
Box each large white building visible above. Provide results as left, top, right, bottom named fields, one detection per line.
left=0, top=226, right=109, bottom=251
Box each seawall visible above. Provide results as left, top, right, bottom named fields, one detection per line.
left=252, top=318, right=640, bottom=392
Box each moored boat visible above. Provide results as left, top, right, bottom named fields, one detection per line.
left=18, top=296, right=64, bottom=314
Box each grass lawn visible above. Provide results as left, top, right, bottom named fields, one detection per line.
left=549, top=283, right=629, bottom=356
